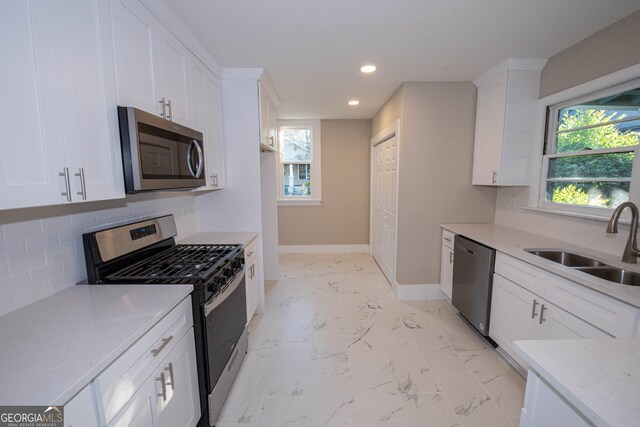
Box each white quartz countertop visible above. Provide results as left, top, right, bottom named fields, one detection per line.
left=0, top=284, right=192, bottom=405
left=514, top=338, right=640, bottom=427
left=178, top=231, right=257, bottom=247
left=441, top=223, right=640, bottom=307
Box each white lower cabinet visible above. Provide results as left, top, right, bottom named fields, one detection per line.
left=520, top=371, right=591, bottom=427
left=245, top=238, right=259, bottom=324
left=490, top=273, right=611, bottom=367
left=439, top=229, right=456, bottom=299
left=64, top=385, right=99, bottom=427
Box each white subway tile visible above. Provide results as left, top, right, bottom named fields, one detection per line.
left=115, top=205, right=134, bottom=218
left=0, top=239, right=25, bottom=259
left=45, top=244, right=75, bottom=263
left=62, top=256, right=83, bottom=275
left=30, top=262, right=63, bottom=284
left=0, top=272, right=31, bottom=293
left=84, top=222, right=109, bottom=233
left=25, top=232, right=59, bottom=252
left=41, top=215, right=72, bottom=232
left=71, top=211, right=97, bottom=227
left=0, top=260, right=8, bottom=278
left=13, top=281, right=51, bottom=310
left=8, top=251, right=45, bottom=275
left=3, top=219, right=42, bottom=239
left=95, top=208, right=117, bottom=222
left=0, top=294, right=16, bottom=317
left=58, top=226, right=84, bottom=244
left=48, top=271, right=77, bottom=294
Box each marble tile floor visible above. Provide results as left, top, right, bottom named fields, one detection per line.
left=216, top=253, right=525, bottom=427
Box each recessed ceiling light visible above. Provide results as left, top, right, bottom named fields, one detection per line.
left=348, top=100, right=360, bottom=106
left=360, top=64, right=377, bottom=73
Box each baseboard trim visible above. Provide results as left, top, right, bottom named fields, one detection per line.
left=279, top=244, right=370, bottom=254
left=393, top=282, right=447, bottom=301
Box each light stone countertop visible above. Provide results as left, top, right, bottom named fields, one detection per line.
left=441, top=223, right=640, bottom=307
left=178, top=231, right=258, bottom=247
left=514, top=338, right=640, bottom=427
left=0, top=284, right=192, bottom=405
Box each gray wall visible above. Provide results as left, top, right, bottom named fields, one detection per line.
left=278, top=120, right=371, bottom=245
left=373, top=82, right=497, bottom=285
left=540, top=10, right=640, bottom=98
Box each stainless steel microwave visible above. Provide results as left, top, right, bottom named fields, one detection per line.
left=118, top=107, right=205, bottom=193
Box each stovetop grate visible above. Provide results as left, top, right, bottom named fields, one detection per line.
left=106, top=244, right=242, bottom=282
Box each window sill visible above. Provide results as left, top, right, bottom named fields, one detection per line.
left=278, top=199, right=322, bottom=206
left=522, top=206, right=630, bottom=225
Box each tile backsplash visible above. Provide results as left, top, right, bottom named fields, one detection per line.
left=0, top=192, right=198, bottom=317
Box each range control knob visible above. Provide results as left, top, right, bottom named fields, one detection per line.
left=232, top=259, right=244, bottom=269
left=207, top=276, right=226, bottom=294
left=224, top=268, right=235, bottom=278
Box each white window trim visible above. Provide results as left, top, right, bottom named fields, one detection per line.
left=277, top=119, right=322, bottom=205
left=529, top=63, right=640, bottom=222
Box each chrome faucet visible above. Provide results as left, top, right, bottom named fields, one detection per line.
left=606, top=202, right=640, bottom=263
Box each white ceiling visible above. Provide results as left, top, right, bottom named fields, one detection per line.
left=163, top=0, right=640, bottom=120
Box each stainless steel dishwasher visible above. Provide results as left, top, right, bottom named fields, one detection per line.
left=451, top=235, right=496, bottom=338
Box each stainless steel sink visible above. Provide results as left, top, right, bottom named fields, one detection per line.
left=525, top=249, right=606, bottom=267
left=575, top=267, right=640, bottom=287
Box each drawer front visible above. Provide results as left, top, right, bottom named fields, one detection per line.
left=96, top=297, right=193, bottom=424
left=244, top=238, right=257, bottom=260
left=546, top=276, right=637, bottom=337
left=495, top=252, right=546, bottom=296
left=442, top=229, right=456, bottom=249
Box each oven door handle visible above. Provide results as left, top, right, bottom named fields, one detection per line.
left=204, top=270, right=245, bottom=317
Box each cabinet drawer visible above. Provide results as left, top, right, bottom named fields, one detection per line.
left=546, top=276, right=637, bottom=337
left=495, top=252, right=546, bottom=296
left=244, top=238, right=257, bottom=260
left=95, top=296, right=193, bottom=424
left=441, top=229, right=456, bottom=249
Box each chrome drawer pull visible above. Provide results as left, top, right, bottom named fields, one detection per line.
left=165, top=362, right=175, bottom=390
left=75, top=168, right=87, bottom=200
left=531, top=299, right=538, bottom=319
left=59, top=168, right=71, bottom=202
left=151, top=335, right=173, bottom=357
left=539, top=304, right=547, bottom=324
left=443, top=237, right=452, bottom=242
left=449, top=252, right=454, bottom=264
left=156, top=372, right=167, bottom=401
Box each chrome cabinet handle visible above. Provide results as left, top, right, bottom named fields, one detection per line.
left=246, top=251, right=254, bottom=258
left=531, top=299, right=538, bottom=319
left=443, top=237, right=452, bottom=242
left=166, top=99, right=172, bottom=121
left=539, top=304, right=547, bottom=324
left=165, top=362, right=175, bottom=391
left=75, top=168, right=87, bottom=200
left=59, top=168, right=71, bottom=202
left=211, top=173, right=218, bottom=188
left=156, top=372, right=167, bottom=401
left=449, top=251, right=454, bottom=264
left=159, top=97, right=167, bottom=118
left=491, top=170, right=497, bottom=184
left=151, top=335, right=173, bottom=357
left=269, top=135, right=274, bottom=146
left=249, top=264, right=254, bottom=279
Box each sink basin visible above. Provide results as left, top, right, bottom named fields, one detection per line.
left=575, top=267, right=640, bottom=287
left=525, top=249, right=606, bottom=267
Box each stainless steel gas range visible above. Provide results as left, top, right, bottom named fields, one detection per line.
left=82, top=215, right=247, bottom=426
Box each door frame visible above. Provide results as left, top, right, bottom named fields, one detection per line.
left=369, top=119, right=401, bottom=285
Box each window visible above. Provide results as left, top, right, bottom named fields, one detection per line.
left=540, top=80, right=640, bottom=215
left=277, top=120, right=321, bottom=204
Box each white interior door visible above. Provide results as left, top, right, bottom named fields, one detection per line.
left=372, top=136, right=397, bottom=284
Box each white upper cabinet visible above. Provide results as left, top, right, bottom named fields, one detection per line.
left=191, top=56, right=225, bottom=189
left=472, top=58, right=547, bottom=186
left=258, top=82, right=278, bottom=152
left=112, top=0, right=193, bottom=127
left=0, top=0, right=124, bottom=210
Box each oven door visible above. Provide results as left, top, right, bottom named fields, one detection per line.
left=203, top=270, right=247, bottom=391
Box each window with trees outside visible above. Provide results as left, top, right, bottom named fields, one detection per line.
left=277, top=120, right=321, bottom=204
left=540, top=80, right=640, bottom=216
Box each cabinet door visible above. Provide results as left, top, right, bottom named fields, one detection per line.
left=490, top=274, right=543, bottom=363
left=111, top=0, right=162, bottom=115
left=61, top=0, right=124, bottom=203
left=65, top=385, right=99, bottom=427
left=267, top=98, right=278, bottom=149
left=155, top=329, right=200, bottom=427
left=258, top=83, right=271, bottom=149
left=542, top=303, right=611, bottom=339
left=0, top=1, right=72, bottom=209
left=108, top=378, right=156, bottom=427
left=245, top=254, right=259, bottom=324
left=439, top=245, right=454, bottom=299
left=191, top=56, right=225, bottom=189
left=472, top=72, right=507, bottom=185
left=157, top=28, right=192, bottom=126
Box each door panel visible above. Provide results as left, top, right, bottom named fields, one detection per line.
left=158, top=29, right=191, bottom=126
left=372, top=136, right=397, bottom=284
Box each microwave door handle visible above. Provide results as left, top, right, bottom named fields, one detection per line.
left=187, top=140, right=197, bottom=178
left=194, top=140, right=204, bottom=178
